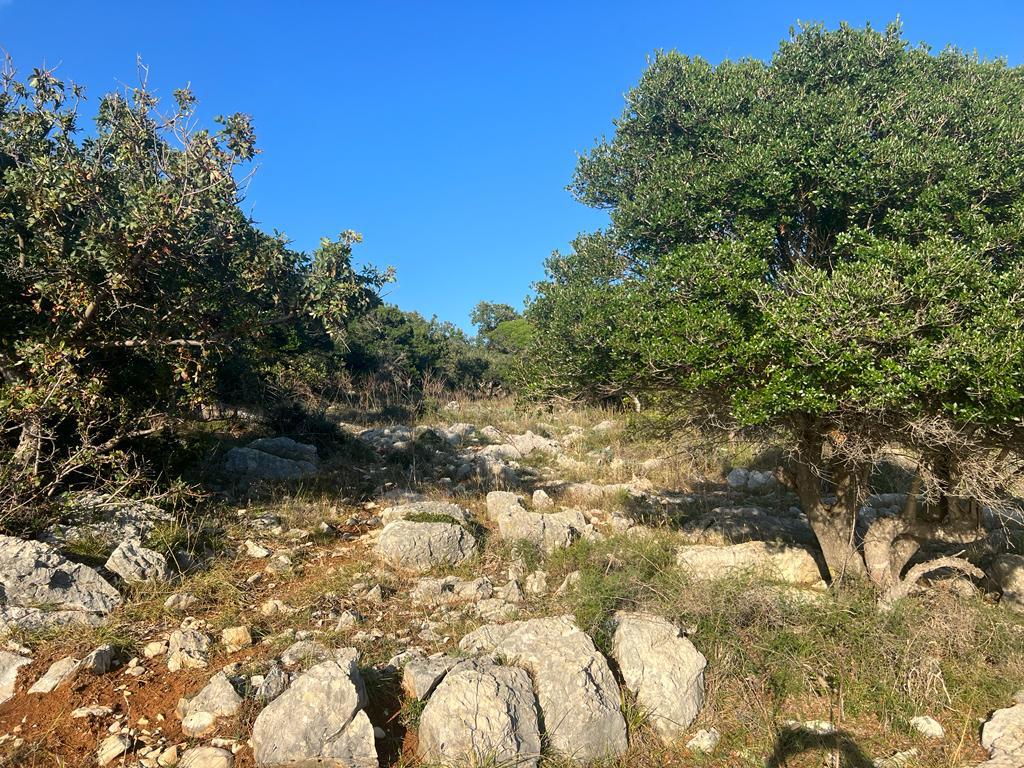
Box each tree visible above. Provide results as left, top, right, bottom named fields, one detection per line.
left=470, top=301, right=519, bottom=337
left=529, top=21, right=1024, bottom=596
left=0, top=61, right=388, bottom=525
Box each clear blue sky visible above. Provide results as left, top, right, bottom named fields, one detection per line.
left=2, top=2, right=1022, bottom=330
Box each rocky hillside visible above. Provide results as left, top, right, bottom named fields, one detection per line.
left=0, top=401, right=1022, bottom=768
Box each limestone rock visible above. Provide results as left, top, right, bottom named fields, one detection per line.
left=418, top=659, right=541, bottom=768
left=182, top=672, right=243, bottom=718
left=610, top=611, right=706, bottom=739
left=250, top=649, right=377, bottom=767
left=223, top=442, right=315, bottom=483
left=221, top=626, right=252, bottom=653
left=676, top=541, right=824, bottom=585
left=485, top=492, right=594, bottom=553
left=247, top=436, right=318, bottom=464
left=380, top=500, right=471, bottom=526
left=409, top=576, right=493, bottom=606
left=993, top=554, right=1024, bottom=613
left=28, top=655, right=81, bottom=694
left=97, top=733, right=132, bottom=766
left=374, top=519, right=477, bottom=572
left=0, top=650, right=31, bottom=704
left=181, top=710, right=217, bottom=737
left=81, top=644, right=115, bottom=674
left=680, top=506, right=817, bottom=548
left=401, top=655, right=462, bottom=700
left=460, top=615, right=627, bottom=762
left=105, top=539, right=170, bottom=582
left=686, top=728, right=720, bottom=753
left=280, top=640, right=330, bottom=668
left=981, top=702, right=1024, bottom=767
left=909, top=715, right=944, bottom=739
left=167, top=629, right=210, bottom=672
left=178, top=746, right=234, bottom=768
left=0, top=535, right=121, bottom=631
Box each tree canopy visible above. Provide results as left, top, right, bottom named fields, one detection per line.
left=528, top=20, right=1024, bottom=594
left=0, top=62, right=388, bottom=521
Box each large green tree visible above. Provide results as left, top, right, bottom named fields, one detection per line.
left=0, top=62, right=387, bottom=524
left=529, top=21, right=1024, bottom=597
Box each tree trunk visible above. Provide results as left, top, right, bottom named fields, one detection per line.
left=791, top=422, right=867, bottom=584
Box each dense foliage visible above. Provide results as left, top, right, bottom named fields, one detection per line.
left=0, top=63, right=388, bottom=522
left=528, top=21, right=1024, bottom=593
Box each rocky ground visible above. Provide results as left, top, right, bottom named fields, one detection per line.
left=0, top=400, right=1022, bottom=767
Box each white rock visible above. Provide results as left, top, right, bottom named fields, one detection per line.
left=676, top=541, right=824, bottom=585
left=221, top=626, right=252, bottom=653
left=244, top=540, right=271, bottom=559
left=178, top=746, right=233, bottom=768
left=0, top=650, right=31, bottom=704
left=460, top=615, right=627, bottom=762
left=981, top=701, right=1024, bottom=766
left=105, top=539, right=170, bottom=582
left=909, top=715, right=944, bottom=739
left=418, top=659, right=541, bottom=768
left=181, top=710, right=217, bottom=737
left=374, top=519, right=477, bottom=573
left=610, top=611, right=706, bottom=739
left=250, top=650, right=376, bottom=767
left=0, top=535, right=121, bottom=631
left=28, top=656, right=81, bottom=694
left=686, top=728, right=720, bottom=753
left=97, top=733, right=132, bottom=766
left=485, top=492, right=594, bottom=552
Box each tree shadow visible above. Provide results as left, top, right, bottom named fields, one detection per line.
left=766, top=727, right=876, bottom=768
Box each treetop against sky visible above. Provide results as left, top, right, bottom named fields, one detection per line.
left=2, top=1, right=1023, bottom=329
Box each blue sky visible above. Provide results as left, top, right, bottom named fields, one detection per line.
left=2, top=2, right=1022, bottom=330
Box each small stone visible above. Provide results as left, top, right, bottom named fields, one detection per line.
left=81, top=644, right=116, bottom=674
left=143, top=641, right=168, bottom=658
left=97, top=733, right=133, bottom=766
left=164, top=593, right=198, bottom=612
left=73, top=705, right=114, bottom=719
left=178, top=746, right=233, bottom=768
left=259, top=599, right=295, bottom=616
left=524, top=570, right=548, bottom=596
left=532, top=489, right=554, bottom=510
left=909, top=715, right=944, bottom=739
left=686, top=728, right=720, bottom=753
left=29, top=656, right=81, bottom=693
left=157, top=745, right=180, bottom=766
left=244, top=540, right=270, bottom=558
left=220, top=626, right=252, bottom=654
left=181, top=711, right=217, bottom=737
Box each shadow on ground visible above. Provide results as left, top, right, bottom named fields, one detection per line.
left=766, top=727, right=876, bottom=768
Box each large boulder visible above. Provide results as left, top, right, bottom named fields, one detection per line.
left=251, top=649, right=376, bottom=768
left=380, top=500, right=472, bottom=526
left=676, top=541, right=825, bottom=585
left=44, top=493, right=174, bottom=550
left=247, top=437, right=318, bottom=464
left=224, top=437, right=318, bottom=482
left=981, top=701, right=1024, bottom=767
left=993, top=554, right=1024, bottom=613
left=104, top=539, right=170, bottom=582
left=485, top=492, right=594, bottom=553
left=610, top=612, right=706, bottom=740
left=459, top=615, right=627, bottom=763
left=418, top=659, right=542, bottom=768
left=374, top=520, right=477, bottom=573
left=680, top=506, right=817, bottom=548
left=0, top=535, right=121, bottom=632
